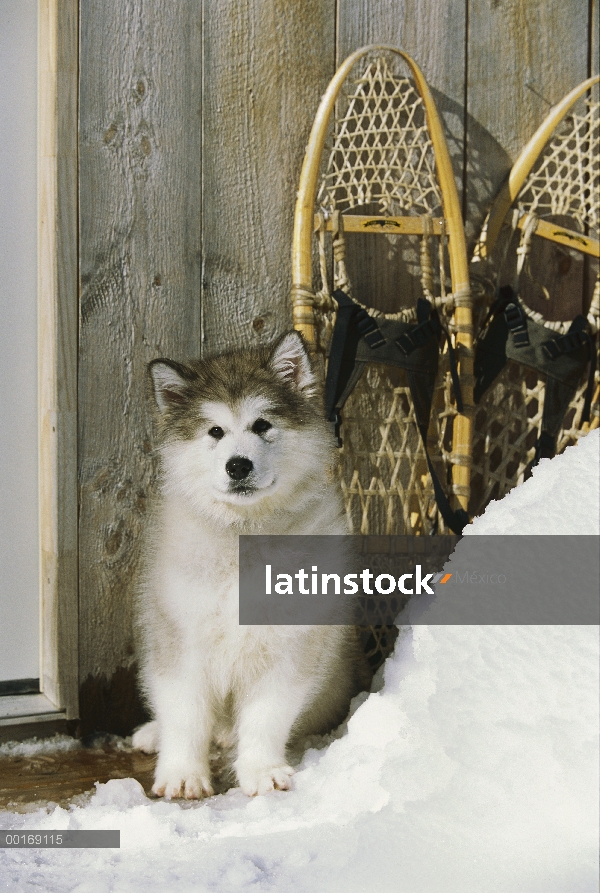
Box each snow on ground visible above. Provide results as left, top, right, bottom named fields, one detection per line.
left=1, top=431, right=598, bottom=893
left=0, top=736, right=81, bottom=759
left=466, top=427, right=599, bottom=535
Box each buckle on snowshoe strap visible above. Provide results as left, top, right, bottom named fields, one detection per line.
left=395, top=316, right=441, bottom=356
left=504, top=302, right=529, bottom=347
left=356, top=309, right=386, bottom=348
left=542, top=329, right=588, bottom=360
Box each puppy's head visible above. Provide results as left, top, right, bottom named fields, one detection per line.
left=148, top=332, right=333, bottom=525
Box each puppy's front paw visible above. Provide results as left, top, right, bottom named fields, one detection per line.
left=152, top=768, right=214, bottom=801
left=235, top=760, right=294, bottom=797
left=132, top=720, right=159, bottom=754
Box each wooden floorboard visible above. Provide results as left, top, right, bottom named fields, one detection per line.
left=0, top=746, right=156, bottom=810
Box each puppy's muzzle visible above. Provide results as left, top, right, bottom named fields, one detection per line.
left=226, top=456, right=254, bottom=481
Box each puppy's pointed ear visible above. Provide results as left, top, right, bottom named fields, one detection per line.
left=269, top=332, right=317, bottom=395
left=149, top=359, right=191, bottom=412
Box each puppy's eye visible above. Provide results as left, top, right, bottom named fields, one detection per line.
left=252, top=418, right=272, bottom=435
left=208, top=426, right=225, bottom=440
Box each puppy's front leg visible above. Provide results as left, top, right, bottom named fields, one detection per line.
left=234, top=669, right=312, bottom=796
left=150, top=674, right=214, bottom=799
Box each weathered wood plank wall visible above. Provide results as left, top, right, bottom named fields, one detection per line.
left=77, top=0, right=597, bottom=733
left=201, top=1, right=336, bottom=352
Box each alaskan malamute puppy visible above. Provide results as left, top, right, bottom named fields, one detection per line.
left=132, top=332, right=368, bottom=798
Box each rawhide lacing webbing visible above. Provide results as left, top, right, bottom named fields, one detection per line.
left=317, top=58, right=443, bottom=218
left=519, top=95, right=599, bottom=234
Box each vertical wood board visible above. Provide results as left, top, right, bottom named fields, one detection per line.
left=337, top=0, right=467, bottom=98
left=78, top=1, right=202, bottom=692
left=201, top=0, right=336, bottom=353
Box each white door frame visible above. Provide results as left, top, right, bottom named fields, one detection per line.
left=0, top=0, right=78, bottom=740
left=37, top=0, right=79, bottom=720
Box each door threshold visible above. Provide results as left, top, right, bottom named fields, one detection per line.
left=0, top=693, right=67, bottom=743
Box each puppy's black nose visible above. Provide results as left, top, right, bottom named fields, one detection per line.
left=226, top=456, right=253, bottom=481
